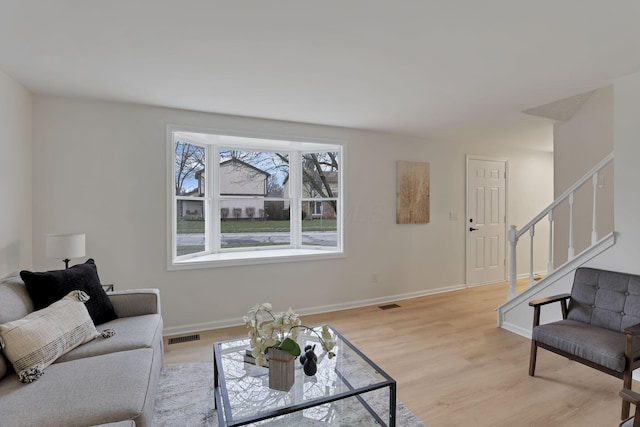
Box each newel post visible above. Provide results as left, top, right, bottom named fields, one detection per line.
left=508, top=225, right=518, bottom=299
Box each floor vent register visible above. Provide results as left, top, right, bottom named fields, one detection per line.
left=378, top=303, right=401, bottom=310
left=168, top=334, right=201, bottom=345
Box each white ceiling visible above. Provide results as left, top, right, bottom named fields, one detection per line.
left=2, top=1, right=640, bottom=151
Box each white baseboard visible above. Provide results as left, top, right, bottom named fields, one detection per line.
left=500, top=322, right=532, bottom=339
left=516, top=270, right=547, bottom=280
left=163, top=283, right=466, bottom=337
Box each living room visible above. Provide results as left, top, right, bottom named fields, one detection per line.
left=2, top=2, right=640, bottom=426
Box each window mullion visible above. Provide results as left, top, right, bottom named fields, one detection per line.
left=337, top=149, right=343, bottom=251
left=290, top=149, right=301, bottom=248
left=211, top=145, right=220, bottom=252
left=171, top=146, right=178, bottom=262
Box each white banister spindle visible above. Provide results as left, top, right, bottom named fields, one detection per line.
left=568, top=192, right=575, bottom=259
left=529, top=224, right=535, bottom=288
left=547, top=210, right=554, bottom=275
left=508, top=225, right=518, bottom=298
left=592, top=172, right=599, bottom=244
left=505, top=153, right=612, bottom=303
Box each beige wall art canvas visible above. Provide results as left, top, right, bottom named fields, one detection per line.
left=396, top=161, right=430, bottom=224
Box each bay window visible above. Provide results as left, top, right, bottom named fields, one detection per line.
left=168, top=127, right=344, bottom=268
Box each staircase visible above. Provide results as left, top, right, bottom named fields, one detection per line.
left=497, top=152, right=615, bottom=337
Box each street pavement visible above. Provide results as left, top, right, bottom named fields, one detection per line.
left=177, top=231, right=337, bottom=247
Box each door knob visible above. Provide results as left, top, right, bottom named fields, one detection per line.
left=469, top=227, right=479, bottom=232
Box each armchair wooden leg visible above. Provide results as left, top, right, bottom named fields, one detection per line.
left=529, top=305, right=541, bottom=377
left=620, top=389, right=640, bottom=426
left=623, top=371, right=632, bottom=419
left=623, top=397, right=631, bottom=420
left=623, top=400, right=631, bottom=420
left=529, top=340, right=538, bottom=376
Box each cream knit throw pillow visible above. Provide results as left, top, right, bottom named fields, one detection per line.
left=0, top=290, right=114, bottom=383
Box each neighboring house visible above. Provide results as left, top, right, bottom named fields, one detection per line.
left=179, top=169, right=206, bottom=219
left=305, top=170, right=339, bottom=220
left=283, top=170, right=339, bottom=220
left=181, top=158, right=270, bottom=220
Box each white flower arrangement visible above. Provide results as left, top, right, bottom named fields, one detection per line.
left=243, top=302, right=336, bottom=367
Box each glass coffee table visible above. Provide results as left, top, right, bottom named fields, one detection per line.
left=213, top=325, right=396, bottom=426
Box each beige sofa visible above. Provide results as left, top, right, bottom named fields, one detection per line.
left=0, top=275, right=163, bottom=427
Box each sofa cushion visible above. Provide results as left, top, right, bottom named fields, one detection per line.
left=533, top=319, right=640, bottom=372
left=21, top=259, right=117, bottom=325
left=0, top=275, right=33, bottom=325
left=0, top=276, right=35, bottom=380
left=0, top=348, right=155, bottom=427
left=0, top=291, right=99, bottom=382
left=57, top=314, right=162, bottom=363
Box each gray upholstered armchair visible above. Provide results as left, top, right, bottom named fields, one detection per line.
left=529, top=267, right=640, bottom=420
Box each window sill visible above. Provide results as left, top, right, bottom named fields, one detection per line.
left=169, top=248, right=345, bottom=270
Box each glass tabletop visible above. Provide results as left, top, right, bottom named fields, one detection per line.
left=213, top=325, right=396, bottom=426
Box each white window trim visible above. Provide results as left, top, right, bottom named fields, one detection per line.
left=166, top=125, right=346, bottom=270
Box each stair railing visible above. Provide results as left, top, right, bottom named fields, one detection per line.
left=507, top=152, right=614, bottom=298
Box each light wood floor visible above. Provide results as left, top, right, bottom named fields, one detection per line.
left=163, top=282, right=624, bottom=427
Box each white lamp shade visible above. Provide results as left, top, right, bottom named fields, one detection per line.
left=46, top=233, right=86, bottom=260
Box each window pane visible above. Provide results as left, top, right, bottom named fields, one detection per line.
left=176, top=201, right=205, bottom=255
left=302, top=201, right=338, bottom=247
left=220, top=199, right=291, bottom=249
left=175, top=141, right=205, bottom=196
left=302, top=152, right=339, bottom=198
left=219, top=149, right=289, bottom=197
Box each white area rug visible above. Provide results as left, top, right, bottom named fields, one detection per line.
left=153, top=361, right=426, bottom=426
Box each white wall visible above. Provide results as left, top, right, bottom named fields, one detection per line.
left=589, top=73, right=640, bottom=272
left=0, top=71, right=32, bottom=278
left=504, top=149, right=554, bottom=277
left=552, top=87, right=614, bottom=266
left=31, top=95, right=552, bottom=334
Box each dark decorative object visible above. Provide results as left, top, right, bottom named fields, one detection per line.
left=20, top=259, right=118, bottom=325
left=299, top=344, right=318, bottom=376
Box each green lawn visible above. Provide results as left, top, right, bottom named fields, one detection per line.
left=177, top=218, right=336, bottom=234
left=177, top=218, right=205, bottom=233
left=301, top=219, right=337, bottom=232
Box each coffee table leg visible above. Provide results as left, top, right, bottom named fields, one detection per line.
left=389, top=383, right=396, bottom=427
left=213, top=348, right=219, bottom=410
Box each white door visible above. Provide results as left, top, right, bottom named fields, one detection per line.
left=466, top=157, right=507, bottom=286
